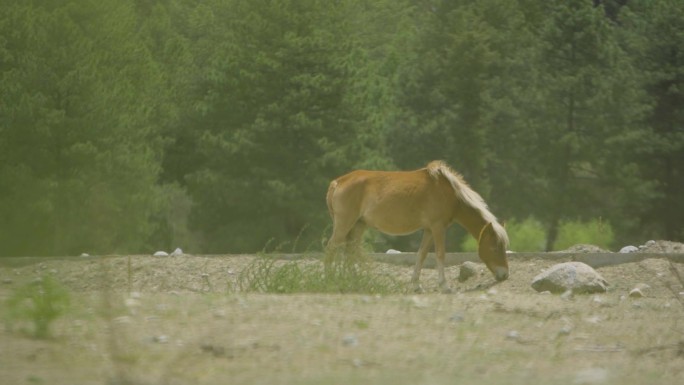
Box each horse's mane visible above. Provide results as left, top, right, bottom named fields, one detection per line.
left=426, top=161, right=509, bottom=247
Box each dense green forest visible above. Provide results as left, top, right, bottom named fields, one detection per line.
left=1, top=0, right=682, bottom=256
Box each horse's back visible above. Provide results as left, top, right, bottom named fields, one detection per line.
left=329, top=167, right=453, bottom=234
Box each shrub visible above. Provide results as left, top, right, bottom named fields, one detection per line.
left=461, top=217, right=546, bottom=252
left=555, top=218, right=614, bottom=251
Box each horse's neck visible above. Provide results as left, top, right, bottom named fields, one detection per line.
left=455, top=205, right=489, bottom=239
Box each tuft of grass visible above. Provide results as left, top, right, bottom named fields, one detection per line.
left=237, top=253, right=404, bottom=294
left=5, top=275, right=71, bottom=339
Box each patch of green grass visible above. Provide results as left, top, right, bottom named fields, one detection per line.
left=5, top=275, right=71, bottom=339
left=237, top=254, right=405, bottom=294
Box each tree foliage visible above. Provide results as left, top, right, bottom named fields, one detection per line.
left=0, top=0, right=682, bottom=256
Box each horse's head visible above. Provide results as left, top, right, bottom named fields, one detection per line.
left=478, top=222, right=509, bottom=281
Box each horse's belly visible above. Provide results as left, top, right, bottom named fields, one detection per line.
left=362, top=209, right=423, bottom=236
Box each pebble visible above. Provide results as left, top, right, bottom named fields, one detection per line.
left=213, top=309, right=227, bottom=319
left=411, top=296, right=429, bottom=308
left=170, top=248, right=184, bottom=257
left=125, top=298, right=141, bottom=308
left=385, top=249, right=401, bottom=254
left=153, top=251, right=169, bottom=257
left=152, top=335, right=169, bottom=344
left=506, top=330, right=520, bottom=340
left=342, top=334, right=358, bottom=347
left=113, top=316, right=132, bottom=324
left=630, top=283, right=650, bottom=298
left=574, top=367, right=609, bottom=384
left=449, top=311, right=465, bottom=323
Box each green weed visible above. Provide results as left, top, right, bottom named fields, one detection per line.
left=237, top=254, right=404, bottom=294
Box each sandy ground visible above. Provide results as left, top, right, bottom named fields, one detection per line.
left=0, top=242, right=683, bottom=385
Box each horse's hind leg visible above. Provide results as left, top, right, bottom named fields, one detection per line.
left=326, top=213, right=359, bottom=262
left=412, top=229, right=433, bottom=293
left=432, top=226, right=452, bottom=293
left=346, top=221, right=367, bottom=262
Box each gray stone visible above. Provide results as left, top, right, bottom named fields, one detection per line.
left=531, top=262, right=608, bottom=294
left=458, top=261, right=481, bottom=282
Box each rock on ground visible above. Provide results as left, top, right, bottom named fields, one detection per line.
left=531, top=262, right=608, bottom=294
left=458, top=261, right=481, bottom=282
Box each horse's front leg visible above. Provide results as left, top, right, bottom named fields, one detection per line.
left=432, top=226, right=452, bottom=293
left=412, top=230, right=433, bottom=293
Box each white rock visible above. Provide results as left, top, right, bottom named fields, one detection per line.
left=385, top=249, right=401, bottom=254
left=153, top=251, right=169, bottom=257
left=170, top=247, right=184, bottom=257
left=619, top=245, right=638, bottom=253
left=80, top=253, right=91, bottom=257
left=531, top=262, right=608, bottom=294
left=629, top=288, right=644, bottom=298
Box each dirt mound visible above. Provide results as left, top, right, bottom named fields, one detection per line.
left=556, top=240, right=684, bottom=254
left=557, top=244, right=611, bottom=253
left=636, top=240, right=684, bottom=253
left=1, top=253, right=682, bottom=300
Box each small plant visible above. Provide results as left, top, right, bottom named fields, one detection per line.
left=5, top=275, right=71, bottom=339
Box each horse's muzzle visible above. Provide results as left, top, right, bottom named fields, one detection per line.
left=494, top=267, right=509, bottom=281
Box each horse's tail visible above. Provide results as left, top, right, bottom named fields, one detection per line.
left=326, top=180, right=338, bottom=219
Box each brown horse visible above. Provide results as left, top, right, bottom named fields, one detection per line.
left=326, top=160, right=509, bottom=291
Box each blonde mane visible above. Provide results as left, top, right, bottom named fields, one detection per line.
left=426, top=161, right=509, bottom=247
